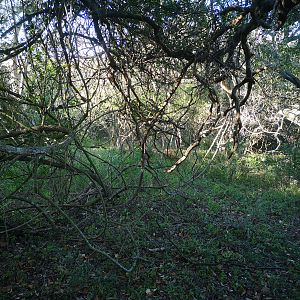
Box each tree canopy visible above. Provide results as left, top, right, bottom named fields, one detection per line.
left=0, top=0, right=299, bottom=162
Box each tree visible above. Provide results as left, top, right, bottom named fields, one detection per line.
left=0, top=0, right=299, bottom=270
left=1, top=0, right=299, bottom=158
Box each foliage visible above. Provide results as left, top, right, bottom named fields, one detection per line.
left=0, top=0, right=300, bottom=297
left=0, top=151, right=299, bottom=299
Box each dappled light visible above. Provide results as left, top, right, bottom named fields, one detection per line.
left=0, top=0, right=299, bottom=299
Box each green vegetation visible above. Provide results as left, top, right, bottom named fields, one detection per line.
left=1, top=149, right=299, bottom=299
left=1, top=1, right=300, bottom=299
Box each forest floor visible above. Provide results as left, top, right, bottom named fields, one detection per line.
left=0, top=149, right=299, bottom=299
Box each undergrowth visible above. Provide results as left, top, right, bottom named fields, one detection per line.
left=0, top=148, right=299, bottom=299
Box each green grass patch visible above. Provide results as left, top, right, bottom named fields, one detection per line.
left=0, top=149, right=299, bottom=299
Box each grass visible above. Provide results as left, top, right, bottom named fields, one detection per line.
left=0, top=147, right=299, bottom=299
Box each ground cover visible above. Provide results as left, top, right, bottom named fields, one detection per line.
left=0, top=149, right=299, bottom=299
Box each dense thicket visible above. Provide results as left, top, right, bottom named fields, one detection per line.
left=0, top=0, right=299, bottom=272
